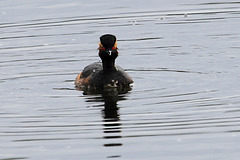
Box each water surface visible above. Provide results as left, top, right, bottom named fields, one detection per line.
left=1, top=0, right=240, bottom=159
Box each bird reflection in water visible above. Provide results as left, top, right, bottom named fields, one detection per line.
left=79, top=86, right=132, bottom=158
left=102, top=88, right=123, bottom=148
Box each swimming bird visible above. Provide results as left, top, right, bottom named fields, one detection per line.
left=75, top=34, right=133, bottom=90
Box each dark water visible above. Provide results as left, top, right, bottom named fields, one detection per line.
left=1, top=0, right=240, bottom=159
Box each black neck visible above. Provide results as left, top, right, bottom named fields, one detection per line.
left=99, top=49, right=118, bottom=72
left=102, top=59, right=116, bottom=71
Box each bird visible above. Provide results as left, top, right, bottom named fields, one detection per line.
left=75, top=34, right=133, bottom=91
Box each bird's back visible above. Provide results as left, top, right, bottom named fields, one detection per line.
left=75, top=62, right=133, bottom=89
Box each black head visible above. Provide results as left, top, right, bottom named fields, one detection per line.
left=100, top=34, right=117, bottom=50
left=98, top=34, right=118, bottom=71
left=99, top=34, right=118, bottom=57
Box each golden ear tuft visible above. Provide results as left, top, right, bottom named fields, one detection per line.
left=98, top=42, right=103, bottom=50
left=98, top=41, right=118, bottom=50
left=114, top=41, right=118, bottom=48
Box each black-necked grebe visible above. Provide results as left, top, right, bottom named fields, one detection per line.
left=75, top=34, right=133, bottom=90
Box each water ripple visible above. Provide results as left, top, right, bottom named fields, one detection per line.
left=1, top=1, right=240, bottom=160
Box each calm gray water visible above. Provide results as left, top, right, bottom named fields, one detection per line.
left=1, top=0, right=240, bottom=159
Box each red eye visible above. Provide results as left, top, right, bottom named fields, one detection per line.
left=112, top=47, right=116, bottom=50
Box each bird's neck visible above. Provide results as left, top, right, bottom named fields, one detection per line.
left=102, top=59, right=116, bottom=72
left=99, top=49, right=118, bottom=72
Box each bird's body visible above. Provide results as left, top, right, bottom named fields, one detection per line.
left=75, top=34, right=133, bottom=90
left=75, top=62, right=133, bottom=88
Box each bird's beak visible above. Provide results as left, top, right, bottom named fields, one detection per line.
left=106, top=49, right=113, bottom=56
